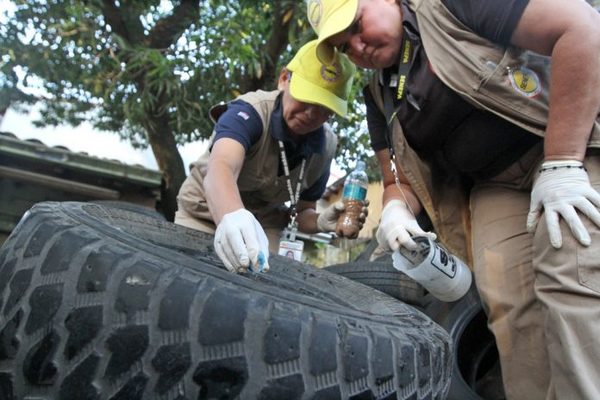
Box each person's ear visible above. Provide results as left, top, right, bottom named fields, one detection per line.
left=277, top=68, right=290, bottom=90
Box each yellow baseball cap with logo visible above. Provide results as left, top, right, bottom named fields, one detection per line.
left=306, top=0, right=359, bottom=65
left=286, top=39, right=356, bottom=116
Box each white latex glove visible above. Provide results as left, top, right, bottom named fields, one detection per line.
left=214, top=209, right=270, bottom=273
left=316, top=200, right=370, bottom=232
left=317, top=201, right=346, bottom=232
left=527, top=160, right=600, bottom=249
left=376, top=199, right=436, bottom=251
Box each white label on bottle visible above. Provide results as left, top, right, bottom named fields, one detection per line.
left=430, top=243, right=457, bottom=278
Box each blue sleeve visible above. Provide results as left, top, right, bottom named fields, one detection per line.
left=213, top=100, right=263, bottom=152
left=441, top=0, right=529, bottom=46
left=300, top=164, right=332, bottom=201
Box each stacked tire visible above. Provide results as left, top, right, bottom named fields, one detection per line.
left=326, top=251, right=504, bottom=399
left=0, top=202, right=452, bottom=399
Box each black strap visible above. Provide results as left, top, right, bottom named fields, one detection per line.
left=383, top=37, right=413, bottom=159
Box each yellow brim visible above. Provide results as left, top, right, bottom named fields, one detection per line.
left=315, top=0, right=358, bottom=64
left=289, top=73, right=347, bottom=117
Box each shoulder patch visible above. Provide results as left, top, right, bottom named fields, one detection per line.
left=237, top=111, right=250, bottom=120
left=508, top=66, right=541, bottom=98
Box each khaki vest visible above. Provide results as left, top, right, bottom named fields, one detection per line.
left=408, top=0, right=600, bottom=142
left=178, top=90, right=337, bottom=230
left=370, top=0, right=600, bottom=263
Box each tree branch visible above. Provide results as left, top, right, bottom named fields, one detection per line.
left=241, top=2, right=297, bottom=92
left=147, top=0, right=201, bottom=50
left=100, top=0, right=132, bottom=42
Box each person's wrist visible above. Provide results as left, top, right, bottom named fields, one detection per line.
left=539, top=160, right=585, bottom=173
left=382, top=199, right=407, bottom=213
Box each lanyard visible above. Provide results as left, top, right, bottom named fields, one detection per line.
left=278, top=140, right=306, bottom=228
left=383, top=37, right=412, bottom=155
left=382, top=37, right=417, bottom=215
left=382, top=37, right=413, bottom=181
left=395, top=37, right=412, bottom=101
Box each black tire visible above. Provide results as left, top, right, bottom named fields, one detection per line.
left=90, top=200, right=165, bottom=220
left=324, top=261, right=428, bottom=307
left=423, top=283, right=505, bottom=400
left=0, top=201, right=452, bottom=399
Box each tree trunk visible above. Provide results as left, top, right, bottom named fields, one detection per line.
left=100, top=0, right=200, bottom=221
left=144, top=117, right=186, bottom=222
left=240, top=2, right=297, bottom=93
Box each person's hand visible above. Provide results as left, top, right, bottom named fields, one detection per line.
left=316, top=201, right=346, bottom=232
left=316, top=200, right=370, bottom=232
left=356, top=198, right=370, bottom=229
left=214, top=209, right=270, bottom=273
left=527, top=160, right=600, bottom=249
left=376, top=199, right=436, bottom=251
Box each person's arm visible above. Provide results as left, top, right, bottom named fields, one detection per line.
left=511, top=0, right=600, bottom=161
left=295, top=200, right=320, bottom=233
left=204, top=138, right=246, bottom=224
left=206, top=138, right=270, bottom=272
left=375, top=149, right=436, bottom=250
left=515, top=0, right=600, bottom=248
left=377, top=149, right=422, bottom=213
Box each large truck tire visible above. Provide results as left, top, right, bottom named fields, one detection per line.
left=424, top=284, right=504, bottom=400
left=89, top=200, right=166, bottom=220
left=324, top=261, right=428, bottom=307
left=328, top=249, right=504, bottom=399
left=0, top=202, right=452, bottom=400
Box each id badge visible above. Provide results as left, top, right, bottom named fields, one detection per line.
left=279, top=225, right=304, bottom=261
left=278, top=239, right=304, bottom=261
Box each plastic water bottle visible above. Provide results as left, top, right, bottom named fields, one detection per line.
left=392, top=236, right=472, bottom=302
left=336, top=161, right=368, bottom=238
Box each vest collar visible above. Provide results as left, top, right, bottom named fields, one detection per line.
left=401, top=0, right=420, bottom=37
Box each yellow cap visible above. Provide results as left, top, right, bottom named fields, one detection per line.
left=286, top=40, right=356, bottom=116
left=307, top=0, right=358, bottom=64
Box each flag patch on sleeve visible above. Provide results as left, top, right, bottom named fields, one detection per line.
left=237, top=111, right=250, bottom=120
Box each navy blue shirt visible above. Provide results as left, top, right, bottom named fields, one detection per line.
left=213, top=95, right=330, bottom=201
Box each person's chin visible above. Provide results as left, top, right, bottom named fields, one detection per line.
left=289, top=123, right=310, bottom=136
left=373, top=53, right=396, bottom=69
left=352, top=53, right=391, bottom=70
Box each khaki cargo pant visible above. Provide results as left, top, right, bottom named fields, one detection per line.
left=471, top=144, right=600, bottom=400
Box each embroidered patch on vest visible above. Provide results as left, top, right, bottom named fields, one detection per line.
left=508, top=66, right=541, bottom=98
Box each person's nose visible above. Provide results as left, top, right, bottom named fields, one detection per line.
left=348, top=36, right=365, bottom=56
left=306, top=107, right=315, bottom=118
left=306, top=105, right=330, bottom=120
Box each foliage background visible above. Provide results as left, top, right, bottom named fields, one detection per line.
left=0, top=0, right=376, bottom=218
left=2, top=0, right=598, bottom=217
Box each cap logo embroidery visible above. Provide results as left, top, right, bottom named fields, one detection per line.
left=321, top=63, right=341, bottom=82
left=508, top=66, right=541, bottom=98
left=307, top=0, right=322, bottom=29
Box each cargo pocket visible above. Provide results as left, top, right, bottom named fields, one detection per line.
left=578, top=156, right=600, bottom=294
left=577, top=244, right=600, bottom=294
